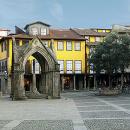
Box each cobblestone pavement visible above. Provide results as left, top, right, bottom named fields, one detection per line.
left=71, top=92, right=130, bottom=130
left=0, top=121, right=11, bottom=129
left=0, top=91, right=130, bottom=130
left=12, top=120, right=73, bottom=130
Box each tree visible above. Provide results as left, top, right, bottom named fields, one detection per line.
left=89, top=32, right=130, bottom=89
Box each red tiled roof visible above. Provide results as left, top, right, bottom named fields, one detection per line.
left=48, top=29, right=85, bottom=40
left=1, top=29, right=85, bottom=40
left=71, top=28, right=108, bottom=36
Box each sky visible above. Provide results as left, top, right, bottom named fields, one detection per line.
left=0, top=0, right=130, bottom=32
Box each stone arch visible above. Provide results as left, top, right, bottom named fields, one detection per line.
left=22, top=47, right=56, bottom=71
left=11, top=37, right=60, bottom=100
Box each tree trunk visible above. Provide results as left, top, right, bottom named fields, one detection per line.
left=121, top=73, right=124, bottom=91
left=108, top=74, right=112, bottom=88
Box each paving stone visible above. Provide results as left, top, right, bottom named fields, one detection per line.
left=84, top=119, right=130, bottom=130
left=108, top=100, right=130, bottom=105
left=12, top=120, right=74, bottom=130
left=80, top=111, right=130, bottom=118
left=120, top=105, right=130, bottom=110
left=74, top=99, right=98, bottom=102
left=100, top=97, right=130, bottom=101
left=0, top=120, right=11, bottom=129
left=75, top=102, right=107, bottom=106
left=78, top=105, right=117, bottom=111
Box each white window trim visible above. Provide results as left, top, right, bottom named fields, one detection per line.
left=75, top=61, right=81, bottom=73
left=31, top=27, right=38, bottom=35
left=58, top=60, right=64, bottom=74
left=66, top=61, right=73, bottom=74
left=66, top=41, right=72, bottom=51
left=95, top=37, right=100, bottom=42
left=57, top=41, right=64, bottom=50
left=41, top=28, right=47, bottom=35
left=75, top=42, right=81, bottom=51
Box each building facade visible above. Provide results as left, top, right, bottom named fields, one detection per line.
left=71, top=28, right=111, bottom=90
left=0, top=21, right=87, bottom=96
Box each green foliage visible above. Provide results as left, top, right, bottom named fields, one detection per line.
left=89, top=32, right=130, bottom=75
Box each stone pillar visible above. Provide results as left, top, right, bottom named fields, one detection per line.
left=7, top=76, right=11, bottom=94
left=84, top=75, right=87, bottom=90
left=47, top=72, right=53, bottom=98
left=73, top=75, right=76, bottom=91
left=1, top=76, right=5, bottom=94
left=31, top=74, right=40, bottom=95
left=0, top=78, right=2, bottom=96
left=4, top=79, right=8, bottom=94
left=45, top=72, right=49, bottom=96
left=94, top=75, right=97, bottom=91
left=52, top=71, right=60, bottom=98
left=39, top=73, right=46, bottom=94
left=61, top=75, right=64, bottom=92
left=13, top=72, right=27, bottom=100
left=87, top=77, right=90, bottom=91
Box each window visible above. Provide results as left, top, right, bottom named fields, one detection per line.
left=66, top=61, right=73, bottom=73
left=75, top=61, right=81, bottom=73
left=57, top=41, right=64, bottom=50
left=1, top=41, right=6, bottom=52
left=95, top=37, right=100, bottom=42
left=32, top=27, right=38, bottom=35
left=1, top=42, right=3, bottom=52
left=22, top=40, right=29, bottom=45
left=85, top=36, right=89, bottom=42
left=3, top=41, right=7, bottom=51
left=41, top=28, right=47, bottom=35
left=66, top=41, right=72, bottom=51
left=58, top=60, right=64, bottom=74
left=75, top=42, right=81, bottom=51
left=16, top=40, right=19, bottom=46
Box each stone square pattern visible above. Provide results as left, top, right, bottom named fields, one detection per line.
left=12, top=120, right=74, bottom=130
left=0, top=120, right=11, bottom=129
left=78, top=105, right=117, bottom=111
left=75, top=102, right=107, bottom=106
left=120, top=105, right=130, bottom=110
left=80, top=111, right=130, bottom=118
left=84, top=119, right=130, bottom=130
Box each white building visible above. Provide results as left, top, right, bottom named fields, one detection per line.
left=0, top=29, right=10, bottom=39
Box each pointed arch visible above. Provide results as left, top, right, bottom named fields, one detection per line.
left=11, top=37, right=60, bottom=100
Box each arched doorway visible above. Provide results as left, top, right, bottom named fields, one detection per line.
left=11, top=37, right=60, bottom=100
left=23, top=52, right=49, bottom=98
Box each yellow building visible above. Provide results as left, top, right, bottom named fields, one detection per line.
left=0, top=21, right=86, bottom=94
left=71, top=28, right=111, bottom=90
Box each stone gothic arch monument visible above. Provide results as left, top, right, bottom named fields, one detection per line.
left=11, top=37, right=60, bottom=100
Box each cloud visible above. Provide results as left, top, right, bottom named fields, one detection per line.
left=50, top=1, right=63, bottom=21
